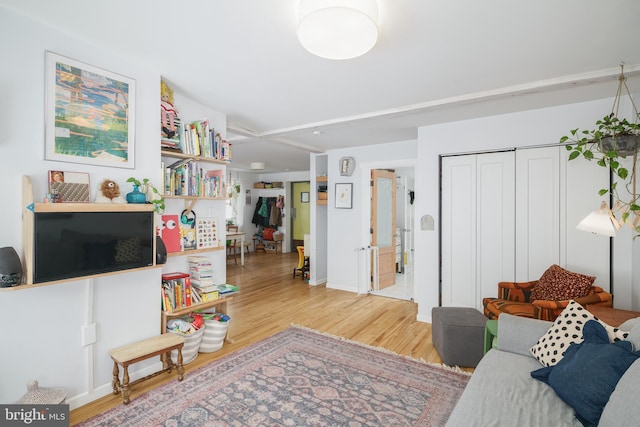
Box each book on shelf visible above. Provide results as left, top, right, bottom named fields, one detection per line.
left=197, top=289, right=220, bottom=302
left=162, top=272, right=196, bottom=311
left=161, top=159, right=225, bottom=197
left=216, top=283, right=239, bottom=295
left=162, top=117, right=231, bottom=162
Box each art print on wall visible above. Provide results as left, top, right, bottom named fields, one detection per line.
left=335, top=183, right=353, bottom=209
left=45, top=51, right=136, bottom=168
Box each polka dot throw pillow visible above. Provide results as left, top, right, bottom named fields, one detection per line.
left=530, top=300, right=628, bottom=367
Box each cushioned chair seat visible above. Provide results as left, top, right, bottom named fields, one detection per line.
left=483, top=280, right=612, bottom=322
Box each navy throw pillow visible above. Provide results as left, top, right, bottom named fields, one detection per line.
left=531, top=320, right=640, bottom=427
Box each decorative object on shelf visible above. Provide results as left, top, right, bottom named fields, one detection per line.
left=297, top=0, right=379, bottom=60
left=48, top=170, right=91, bottom=203
left=16, top=380, right=67, bottom=404
left=161, top=81, right=180, bottom=141
left=125, top=184, right=147, bottom=204
left=95, top=179, right=126, bottom=204
left=339, top=156, right=356, bottom=176
left=196, top=217, right=218, bottom=249
left=180, top=209, right=197, bottom=251
left=0, top=246, right=22, bottom=288
left=160, top=214, right=181, bottom=253
left=562, top=64, right=640, bottom=237
left=156, top=235, right=167, bottom=264
left=126, top=177, right=165, bottom=213
left=45, top=51, right=135, bottom=169
left=335, top=183, right=353, bottom=209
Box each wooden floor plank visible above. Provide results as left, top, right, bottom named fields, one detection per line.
left=70, top=251, right=459, bottom=425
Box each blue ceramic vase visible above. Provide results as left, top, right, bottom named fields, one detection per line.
left=126, top=185, right=147, bottom=204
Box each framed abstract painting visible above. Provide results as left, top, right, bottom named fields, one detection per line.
left=44, top=51, right=136, bottom=168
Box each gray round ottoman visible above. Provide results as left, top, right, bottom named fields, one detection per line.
left=431, top=307, right=487, bottom=368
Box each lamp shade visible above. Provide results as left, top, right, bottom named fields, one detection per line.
left=576, top=203, right=618, bottom=237
left=297, top=0, right=379, bottom=60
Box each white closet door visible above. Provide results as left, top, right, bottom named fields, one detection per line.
left=562, top=149, right=611, bottom=290
left=441, top=156, right=477, bottom=307
left=477, top=152, right=516, bottom=301
left=515, top=146, right=560, bottom=281
left=441, top=152, right=515, bottom=308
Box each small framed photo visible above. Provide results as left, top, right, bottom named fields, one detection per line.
left=45, top=51, right=136, bottom=169
left=301, top=191, right=310, bottom=203
left=335, top=183, right=353, bottom=209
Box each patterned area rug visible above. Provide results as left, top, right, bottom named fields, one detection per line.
left=79, top=326, right=470, bottom=426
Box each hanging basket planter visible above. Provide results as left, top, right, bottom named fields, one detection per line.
left=599, top=134, right=640, bottom=157
left=561, top=63, right=640, bottom=237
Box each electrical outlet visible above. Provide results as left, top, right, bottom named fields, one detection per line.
left=81, top=323, right=96, bottom=347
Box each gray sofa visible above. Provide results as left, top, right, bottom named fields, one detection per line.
left=446, top=313, right=640, bottom=426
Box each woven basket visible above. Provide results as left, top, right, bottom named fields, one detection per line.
left=199, top=313, right=231, bottom=353
left=167, top=326, right=205, bottom=364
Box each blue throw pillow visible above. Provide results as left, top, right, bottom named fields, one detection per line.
left=531, top=320, right=640, bottom=427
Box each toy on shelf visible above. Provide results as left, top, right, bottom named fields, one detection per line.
left=94, top=179, right=126, bottom=203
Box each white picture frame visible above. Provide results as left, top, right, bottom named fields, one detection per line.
left=45, top=51, right=136, bottom=168
left=335, top=183, right=353, bottom=209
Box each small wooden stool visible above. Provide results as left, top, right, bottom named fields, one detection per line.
left=109, top=334, right=185, bottom=404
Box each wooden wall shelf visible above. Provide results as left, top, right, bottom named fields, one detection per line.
left=167, top=246, right=224, bottom=258
left=161, top=150, right=229, bottom=165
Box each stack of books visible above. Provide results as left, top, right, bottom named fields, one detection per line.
left=188, top=256, right=218, bottom=301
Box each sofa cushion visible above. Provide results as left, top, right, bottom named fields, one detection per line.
left=599, top=358, right=640, bottom=426
left=530, top=264, right=595, bottom=302
left=531, top=320, right=640, bottom=427
left=530, top=301, right=628, bottom=367
left=445, top=349, right=582, bottom=427
left=619, top=317, right=640, bottom=351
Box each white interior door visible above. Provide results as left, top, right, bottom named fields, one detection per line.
left=441, top=155, right=477, bottom=307
left=515, top=146, right=560, bottom=281
left=371, top=169, right=397, bottom=289
left=441, top=151, right=515, bottom=308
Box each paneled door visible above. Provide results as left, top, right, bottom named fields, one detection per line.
left=441, top=151, right=515, bottom=308
left=371, top=169, right=397, bottom=289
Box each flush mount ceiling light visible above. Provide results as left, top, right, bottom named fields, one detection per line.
left=250, top=162, right=265, bottom=170
left=297, top=0, right=379, bottom=60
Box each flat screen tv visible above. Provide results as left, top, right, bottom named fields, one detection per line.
left=33, top=211, right=154, bottom=283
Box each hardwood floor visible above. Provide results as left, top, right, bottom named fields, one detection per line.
left=71, top=251, right=448, bottom=425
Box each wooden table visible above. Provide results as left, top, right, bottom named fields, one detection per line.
left=226, top=231, right=245, bottom=265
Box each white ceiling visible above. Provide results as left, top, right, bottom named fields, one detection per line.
left=3, top=0, right=640, bottom=173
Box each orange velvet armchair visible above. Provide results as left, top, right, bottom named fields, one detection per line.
left=483, top=280, right=612, bottom=322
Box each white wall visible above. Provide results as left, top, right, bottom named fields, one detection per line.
left=0, top=7, right=227, bottom=407
left=325, top=140, right=418, bottom=292
left=414, top=98, right=640, bottom=322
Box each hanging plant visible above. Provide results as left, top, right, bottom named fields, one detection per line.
left=561, top=65, right=640, bottom=236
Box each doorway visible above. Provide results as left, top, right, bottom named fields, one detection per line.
left=290, top=181, right=311, bottom=250
left=369, top=167, right=415, bottom=301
